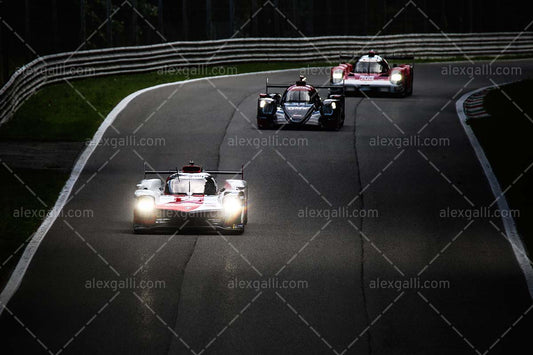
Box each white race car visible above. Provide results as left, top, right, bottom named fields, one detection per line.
left=133, top=161, right=247, bottom=234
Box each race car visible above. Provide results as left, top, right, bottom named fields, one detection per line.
left=330, top=51, right=414, bottom=97
left=257, top=76, right=345, bottom=130
left=133, top=162, right=247, bottom=234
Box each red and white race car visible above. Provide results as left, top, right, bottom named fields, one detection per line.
left=330, top=51, right=414, bottom=97
left=133, top=162, right=247, bottom=234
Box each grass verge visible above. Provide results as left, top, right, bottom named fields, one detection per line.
left=0, top=62, right=332, bottom=141
left=3, top=56, right=530, bottom=141
left=470, top=79, right=533, bottom=253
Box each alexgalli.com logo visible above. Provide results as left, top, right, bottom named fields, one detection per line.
left=369, top=135, right=450, bottom=149
left=85, top=277, right=166, bottom=291
left=369, top=277, right=450, bottom=292
left=440, top=64, right=522, bottom=77
left=439, top=206, right=520, bottom=219
left=86, top=135, right=166, bottom=148
left=13, top=207, right=93, bottom=219
left=227, top=135, right=308, bottom=149
left=298, top=206, right=379, bottom=219
left=228, top=277, right=309, bottom=291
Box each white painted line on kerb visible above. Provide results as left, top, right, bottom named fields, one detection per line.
left=0, top=67, right=312, bottom=317
left=456, top=85, right=533, bottom=299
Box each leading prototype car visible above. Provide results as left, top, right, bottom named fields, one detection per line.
left=330, top=51, right=414, bottom=97
left=133, top=162, right=247, bottom=234
left=257, top=76, right=345, bottom=130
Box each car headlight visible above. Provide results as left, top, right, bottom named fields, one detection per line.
left=331, top=102, right=336, bottom=110
left=136, top=197, right=155, bottom=213
left=390, top=72, right=403, bottom=84
left=332, top=70, right=343, bottom=83
left=223, top=196, right=242, bottom=217
left=259, top=100, right=267, bottom=108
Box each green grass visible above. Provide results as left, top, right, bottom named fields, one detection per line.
left=0, top=62, right=331, bottom=141
left=4, top=56, right=530, bottom=142
left=0, top=168, right=68, bottom=287
left=470, top=79, right=533, bottom=253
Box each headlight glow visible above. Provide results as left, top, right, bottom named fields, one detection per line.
left=259, top=100, right=267, bottom=108
left=390, top=72, right=403, bottom=83
left=331, top=102, right=337, bottom=110
left=223, top=196, right=242, bottom=216
left=136, top=197, right=155, bottom=213
left=332, top=70, right=343, bottom=83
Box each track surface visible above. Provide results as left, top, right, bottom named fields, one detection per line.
left=1, top=62, right=533, bottom=354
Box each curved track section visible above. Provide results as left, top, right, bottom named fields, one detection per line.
left=1, top=62, right=533, bottom=354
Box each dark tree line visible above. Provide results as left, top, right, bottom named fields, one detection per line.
left=0, top=0, right=530, bottom=82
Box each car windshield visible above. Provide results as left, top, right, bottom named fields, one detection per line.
left=355, top=61, right=383, bottom=74
left=285, top=89, right=312, bottom=103
left=168, top=178, right=206, bottom=195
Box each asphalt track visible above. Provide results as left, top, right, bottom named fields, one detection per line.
left=1, top=61, right=533, bottom=354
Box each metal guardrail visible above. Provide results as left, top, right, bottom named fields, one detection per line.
left=1, top=32, right=532, bottom=125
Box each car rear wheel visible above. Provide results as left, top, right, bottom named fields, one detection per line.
left=257, top=119, right=274, bottom=130
left=323, top=119, right=342, bottom=131
left=133, top=225, right=146, bottom=234
left=225, top=227, right=244, bottom=235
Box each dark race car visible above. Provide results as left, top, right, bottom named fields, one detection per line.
left=257, top=76, right=345, bottom=130
left=330, top=51, right=414, bottom=97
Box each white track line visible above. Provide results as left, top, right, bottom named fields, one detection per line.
left=0, top=67, right=309, bottom=317
left=456, top=86, right=533, bottom=299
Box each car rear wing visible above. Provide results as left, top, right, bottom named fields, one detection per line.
left=387, top=54, right=415, bottom=68
left=205, top=170, right=244, bottom=179
left=337, top=52, right=415, bottom=66
left=143, top=163, right=244, bottom=179
left=265, top=78, right=345, bottom=95
left=338, top=52, right=356, bottom=61
left=265, top=77, right=293, bottom=93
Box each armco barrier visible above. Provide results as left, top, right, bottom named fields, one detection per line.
left=1, top=32, right=532, bottom=125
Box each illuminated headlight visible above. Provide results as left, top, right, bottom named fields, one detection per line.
left=136, top=197, right=155, bottom=213
left=332, top=70, right=343, bottom=83
left=259, top=100, right=267, bottom=108
left=331, top=102, right=336, bottom=110
left=223, top=196, right=242, bottom=217
left=390, top=72, right=403, bottom=84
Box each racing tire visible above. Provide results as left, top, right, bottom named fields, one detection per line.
left=323, top=120, right=342, bottom=131
left=222, top=221, right=245, bottom=234
left=257, top=117, right=275, bottom=130
left=394, top=89, right=408, bottom=98
left=407, top=73, right=414, bottom=96
left=229, top=226, right=245, bottom=235
left=133, top=225, right=147, bottom=234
